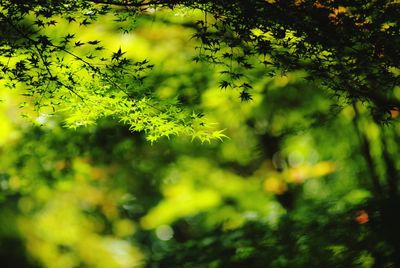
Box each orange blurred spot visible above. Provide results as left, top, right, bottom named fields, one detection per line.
left=288, top=167, right=306, bottom=183
left=313, top=2, right=328, bottom=9
left=390, top=108, right=399, bottom=119
left=355, top=210, right=369, bottom=224
left=263, top=177, right=287, bottom=195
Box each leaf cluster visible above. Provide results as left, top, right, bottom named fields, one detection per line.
left=1, top=0, right=399, bottom=141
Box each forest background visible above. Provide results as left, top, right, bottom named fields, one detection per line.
left=0, top=1, right=399, bottom=267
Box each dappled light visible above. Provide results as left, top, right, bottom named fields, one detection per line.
left=0, top=1, right=400, bottom=267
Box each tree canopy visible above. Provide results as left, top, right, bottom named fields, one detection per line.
left=0, top=1, right=400, bottom=268
left=1, top=0, right=399, bottom=139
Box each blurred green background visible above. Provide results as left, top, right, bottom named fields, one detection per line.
left=1, top=7, right=400, bottom=268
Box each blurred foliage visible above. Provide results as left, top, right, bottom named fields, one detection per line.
left=0, top=2, right=400, bottom=268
